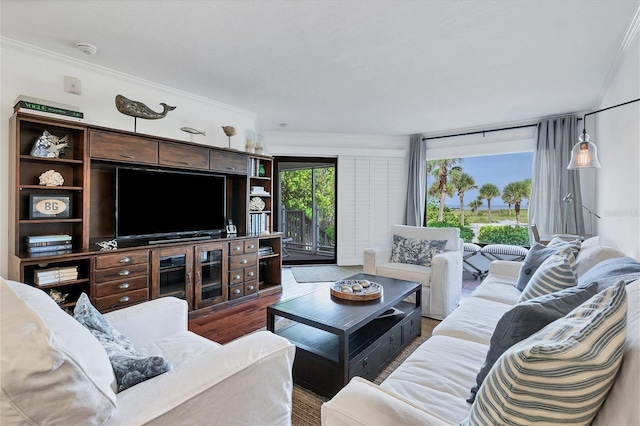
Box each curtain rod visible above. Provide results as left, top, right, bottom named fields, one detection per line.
left=421, top=123, right=537, bottom=141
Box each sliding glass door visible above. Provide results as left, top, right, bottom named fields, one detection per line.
left=274, top=157, right=337, bottom=265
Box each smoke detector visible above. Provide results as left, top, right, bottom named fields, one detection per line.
left=76, top=43, right=98, bottom=56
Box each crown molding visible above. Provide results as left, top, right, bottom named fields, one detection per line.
left=0, top=37, right=257, bottom=119
left=596, top=5, right=640, bottom=106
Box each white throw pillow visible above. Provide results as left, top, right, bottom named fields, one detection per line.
left=575, top=245, right=626, bottom=277
left=519, top=247, right=577, bottom=302
left=0, top=279, right=117, bottom=425
left=464, top=281, right=627, bottom=426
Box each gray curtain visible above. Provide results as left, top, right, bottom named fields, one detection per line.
left=529, top=115, right=585, bottom=239
left=404, top=134, right=426, bottom=226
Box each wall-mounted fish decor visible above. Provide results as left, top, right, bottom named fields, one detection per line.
left=115, top=94, right=176, bottom=120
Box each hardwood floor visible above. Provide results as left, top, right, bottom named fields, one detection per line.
left=188, top=268, right=481, bottom=344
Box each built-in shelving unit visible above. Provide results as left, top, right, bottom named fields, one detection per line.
left=9, top=112, right=282, bottom=322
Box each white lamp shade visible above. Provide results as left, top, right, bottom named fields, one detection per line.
left=568, top=132, right=601, bottom=169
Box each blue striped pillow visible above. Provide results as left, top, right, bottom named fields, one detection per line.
left=464, top=281, right=627, bottom=426
left=519, top=247, right=577, bottom=302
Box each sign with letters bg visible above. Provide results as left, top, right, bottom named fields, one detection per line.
left=29, top=195, right=71, bottom=219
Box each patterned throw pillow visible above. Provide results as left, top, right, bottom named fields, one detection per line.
left=515, top=243, right=562, bottom=291
left=390, top=235, right=446, bottom=267
left=467, top=281, right=599, bottom=403
left=547, top=236, right=582, bottom=254
left=519, top=247, right=577, bottom=302
left=74, top=293, right=173, bottom=392
left=464, top=281, right=627, bottom=426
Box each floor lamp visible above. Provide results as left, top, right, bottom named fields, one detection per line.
left=563, top=193, right=600, bottom=237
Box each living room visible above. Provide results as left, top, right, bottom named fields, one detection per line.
left=1, top=1, right=639, bottom=425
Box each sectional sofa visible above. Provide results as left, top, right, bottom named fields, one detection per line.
left=322, top=237, right=640, bottom=425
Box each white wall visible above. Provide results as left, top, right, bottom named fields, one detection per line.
left=594, top=31, right=640, bottom=260
left=265, top=131, right=409, bottom=265
left=0, top=39, right=259, bottom=278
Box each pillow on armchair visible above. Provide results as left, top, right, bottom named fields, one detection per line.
left=74, top=293, right=173, bottom=392
left=390, top=235, right=447, bottom=267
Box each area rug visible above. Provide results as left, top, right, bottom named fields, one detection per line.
left=291, top=265, right=363, bottom=283
left=290, top=317, right=440, bottom=426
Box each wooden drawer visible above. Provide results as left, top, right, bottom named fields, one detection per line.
left=378, top=325, right=403, bottom=365
left=349, top=343, right=380, bottom=381
left=229, top=241, right=244, bottom=254
left=159, top=141, right=209, bottom=170
left=96, top=288, right=149, bottom=311
left=229, top=252, right=258, bottom=270
left=229, top=283, right=244, bottom=300
left=244, top=280, right=257, bottom=295
left=95, top=276, right=148, bottom=298
left=229, top=270, right=244, bottom=285
left=95, top=250, right=149, bottom=269
left=244, top=239, right=258, bottom=253
left=244, top=266, right=257, bottom=282
left=94, top=263, right=148, bottom=283
left=90, top=130, right=158, bottom=164
left=402, top=311, right=421, bottom=344
left=210, top=150, right=248, bottom=174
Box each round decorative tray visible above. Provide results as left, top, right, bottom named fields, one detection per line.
left=330, top=279, right=383, bottom=301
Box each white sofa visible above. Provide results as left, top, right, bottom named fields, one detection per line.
left=0, top=277, right=296, bottom=425
left=323, top=239, right=639, bottom=425
left=364, top=225, right=463, bottom=320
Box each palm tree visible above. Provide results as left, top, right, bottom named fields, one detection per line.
left=426, top=159, right=462, bottom=221
left=479, top=183, right=500, bottom=223
left=451, top=172, right=477, bottom=226
left=503, top=180, right=530, bottom=224
left=469, top=197, right=483, bottom=215
left=501, top=192, right=514, bottom=215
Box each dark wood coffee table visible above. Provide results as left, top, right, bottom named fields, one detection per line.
left=267, top=273, right=421, bottom=397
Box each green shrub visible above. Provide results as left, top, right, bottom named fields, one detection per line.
left=426, top=199, right=457, bottom=224
left=427, top=221, right=474, bottom=243
left=478, top=225, right=530, bottom=246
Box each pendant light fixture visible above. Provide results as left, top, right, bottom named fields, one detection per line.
left=567, top=98, right=640, bottom=170
left=567, top=128, right=601, bottom=169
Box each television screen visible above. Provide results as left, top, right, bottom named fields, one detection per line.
left=116, top=167, right=226, bottom=239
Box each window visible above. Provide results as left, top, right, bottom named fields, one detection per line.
left=426, top=152, right=533, bottom=246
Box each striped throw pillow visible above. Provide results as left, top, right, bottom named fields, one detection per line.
left=547, top=236, right=582, bottom=255
left=464, top=281, right=627, bottom=426
left=519, top=247, right=577, bottom=302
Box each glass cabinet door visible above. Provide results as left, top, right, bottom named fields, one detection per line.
left=152, top=246, right=194, bottom=309
left=194, top=242, right=228, bottom=309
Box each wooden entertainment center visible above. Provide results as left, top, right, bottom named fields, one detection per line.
left=8, top=112, right=282, bottom=341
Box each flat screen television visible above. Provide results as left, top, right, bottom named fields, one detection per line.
left=116, top=167, right=227, bottom=240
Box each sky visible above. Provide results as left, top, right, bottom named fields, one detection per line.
left=428, top=152, right=534, bottom=210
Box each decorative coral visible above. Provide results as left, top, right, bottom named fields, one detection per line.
left=249, top=197, right=266, bottom=211
left=39, top=170, right=64, bottom=186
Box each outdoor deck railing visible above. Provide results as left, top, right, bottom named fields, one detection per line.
left=282, top=208, right=334, bottom=254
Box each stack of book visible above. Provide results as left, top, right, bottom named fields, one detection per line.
left=34, top=266, right=78, bottom=285
left=14, top=95, right=84, bottom=122
left=26, top=234, right=73, bottom=255
left=259, top=246, right=274, bottom=256
left=250, top=213, right=270, bottom=235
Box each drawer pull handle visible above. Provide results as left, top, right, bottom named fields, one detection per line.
left=234, top=246, right=241, bottom=251
left=179, top=161, right=192, bottom=165
left=226, top=166, right=236, bottom=171
left=248, top=244, right=255, bottom=249
left=234, top=275, right=241, bottom=280
left=363, top=357, right=368, bottom=368
left=118, top=270, right=130, bottom=276
left=119, top=257, right=131, bottom=263
left=247, top=271, right=254, bottom=277
left=118, top=283, right=130, bottom=289
left=234, top=289, right=241, bottom=294
left=240, top=259, right=248, bottom=264
left=120, top=154, right=135, bottom=159
left=119, top=296, right=130, bottom=303
left=247, top=285, right=254, bottom=291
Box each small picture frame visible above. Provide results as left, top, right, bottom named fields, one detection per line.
left=29, top=194, right=72, bottom=219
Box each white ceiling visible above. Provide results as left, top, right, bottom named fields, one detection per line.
left=1, top=0, right=638, bottom=136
